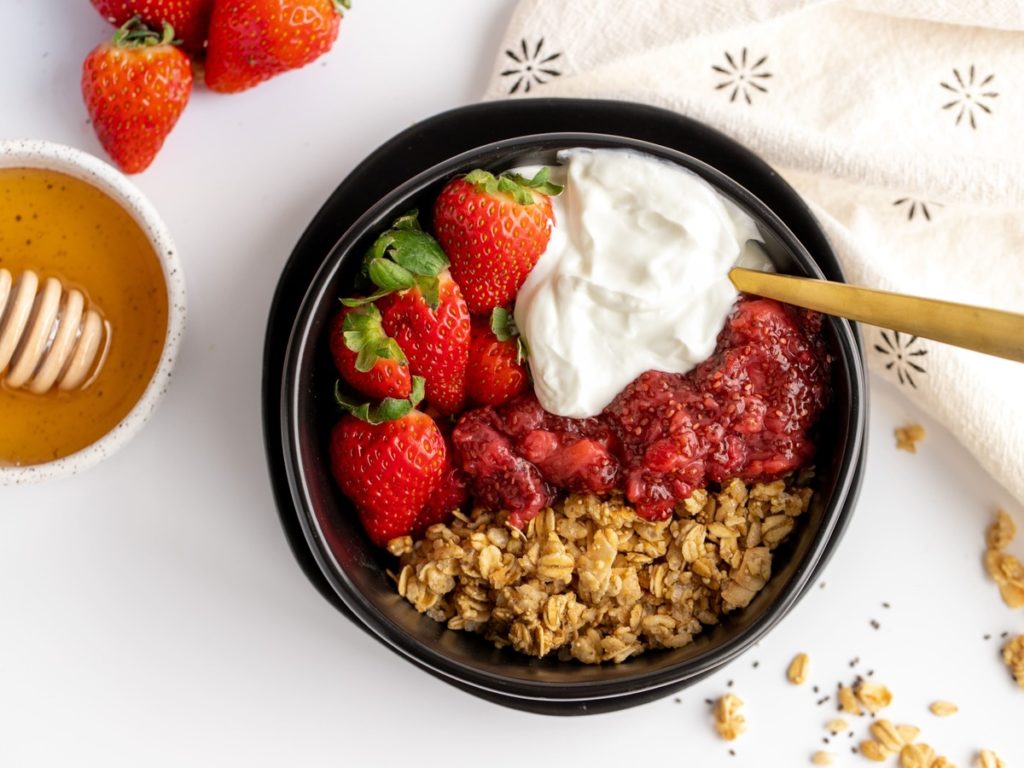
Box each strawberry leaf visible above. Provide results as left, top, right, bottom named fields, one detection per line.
left=512, top=166, right=564, bottom=197
left=367, top=258, right=415, bottom=293
left=340, top=292, right=389, bottom=308
left=334, top=375, right=425, bottom=425
left=414, top=275, right=441, bottom=311
left=390, top=210, right=421, bottom=231
left=516, top=335, right=530, bottom=365
left=464, top=169, right=499, bottom=194
left=113, top=17, right=177, bottom=47
left=362, top=211, right=448, bottom=305
left=496, top=175, right=534, bottom=205
left=490, top=307, right=519, bottom=342
left=342, top=303, right=406, bottom=372
left=465, top=167, right=563, bottom=205
left=409, top=374, right=425, bottom=406
left=387, top=230, right=448, bottom=276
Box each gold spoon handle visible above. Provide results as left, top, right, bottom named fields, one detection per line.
left=729, top=267, right=1024, bottom=363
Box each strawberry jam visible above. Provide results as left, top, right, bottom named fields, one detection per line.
left=452, top=296, right=830, bottom=526
left=452, top=395, right=620, bottom=528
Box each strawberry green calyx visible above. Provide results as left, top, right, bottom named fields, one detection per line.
left=335, top=375, right=425, bottom=425
left=113, top=17, right=176, bottom=48
left=463, top=167, right=563, bottom=206
left=343, top=211, right=449, bottom=311
left=333, top=0, right=352, bottom=15
left=490, top=307, right=529, bottom=363
left=341, top=302, right=406, bottom=372
left=490, top=307, right=518, bottom=341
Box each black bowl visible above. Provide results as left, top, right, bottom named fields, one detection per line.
left=269, top=109, right=867, bottom=714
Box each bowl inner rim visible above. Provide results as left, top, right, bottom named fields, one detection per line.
left=281, top=131, right=866, bottom=701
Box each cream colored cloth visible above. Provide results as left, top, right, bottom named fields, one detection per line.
left=483, top=0, right=1024, bottom=505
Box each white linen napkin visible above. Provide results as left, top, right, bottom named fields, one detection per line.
left=482, top=0, right=1024, bottom=505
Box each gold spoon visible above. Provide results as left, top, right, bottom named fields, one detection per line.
left=729, top=267, right=1024, bottom=363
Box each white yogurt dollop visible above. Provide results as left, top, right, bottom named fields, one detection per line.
left=513, top=148, right=771, bottom=418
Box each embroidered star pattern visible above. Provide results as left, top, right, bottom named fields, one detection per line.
left=892, top=198, right=942, bottom=222
left=940, top=66, right=998, bottom=129
left=501, top=38, right=562, bottom=95
left=712, top=49, right=772, bottom=105
left=874, top=331, right=928, bottom=388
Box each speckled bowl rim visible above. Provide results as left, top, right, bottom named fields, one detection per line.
left=0, top=140, right=186, bottom=485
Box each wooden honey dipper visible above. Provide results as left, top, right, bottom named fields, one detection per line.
left=0, top=268, right=110, bottom=394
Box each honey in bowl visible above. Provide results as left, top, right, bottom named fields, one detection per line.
left=0, top=167, right=168, bottom=466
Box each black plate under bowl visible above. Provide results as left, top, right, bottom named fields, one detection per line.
left=263, top=99, right=867, bottom=714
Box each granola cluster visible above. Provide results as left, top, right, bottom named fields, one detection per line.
left=389, top=473, right=813, bottom=663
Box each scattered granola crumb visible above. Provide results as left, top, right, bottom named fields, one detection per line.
left=897, top=723, right=920, bottom=743
left=856, top=680, right=893, bottom=714
left=1002, top=634, right=1024, bottom=687
left=929, top=700, right=959, bottom=717
left=899, top=743, right=936, bottom=768
left=811, top=751, right=834, bottom=766
left=788, top=652, right=810, bottom=685
left=977, top=750, right=1006, bottom=768
left=987, top=510, right=1016, bottom=551
left=860, top=740, right=890, bottom=762
left=895, top=423, right=926, bottom=453
left=713, top=693, right=746, bottom=741
left=984, top=509, right=1024, bottom=609
left=826, top=718, right=849, bottom=734
left=869, top=719, right=908, bottom=752
left=838, top=685, right=862, bottom=715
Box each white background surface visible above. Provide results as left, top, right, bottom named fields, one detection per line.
left=1, top=1, right=1022, bottom=765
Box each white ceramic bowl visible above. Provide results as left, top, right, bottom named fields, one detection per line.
left=0, top=140, right=186, bottom=485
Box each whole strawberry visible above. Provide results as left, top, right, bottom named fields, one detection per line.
left=345, top=212, right=470, bottom=416
left=329, top=385, right=445, bottom=548
left=433, top=168, right=561, bottom=315
left=328, top=303, right=410, bottom=401
left=82, top=19, right=193, bottom=174
left=330, top=411, right=445, bottom=548
left=90, top=0, right=214, bottom=53
left=466, top=308, right=529, bottom=407
left=205, top=0, right=350, bottom=93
